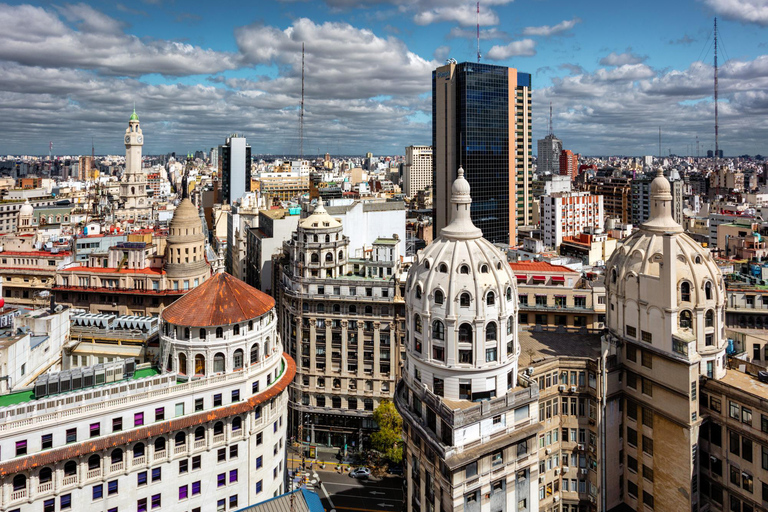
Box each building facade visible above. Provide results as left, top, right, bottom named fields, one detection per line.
left=118, top=110, right=150, bottom=221
left=278, top=199, right=404, bottom=449
left=558, top=150, right=578, bottom=179
left=0, top=272, right=294, bottom=512
left=582, top=177, right=631, bottom=225
left=433, top=62, right=532, bottom=246
left=537, top=134, right=562, bottom=175
left=404, top=145, right=433, bottom=198
left=540, top=192, right=604, bottom=249
left=220, top=135, right=251, bottom=206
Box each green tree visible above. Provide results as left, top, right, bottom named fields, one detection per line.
left=371, top=400, right=403, bottom=463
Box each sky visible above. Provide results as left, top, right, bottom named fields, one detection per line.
left=2, top=0, right=768, bottom=157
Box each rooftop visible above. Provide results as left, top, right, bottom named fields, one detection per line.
left=717, top=368, right=768, bottom=400
left=518, top=328, right=603, bottom=367
left=510, top=261, right=579, bottom=274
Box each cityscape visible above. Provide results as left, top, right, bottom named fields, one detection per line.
left=1, top=1, right=768, bottom=512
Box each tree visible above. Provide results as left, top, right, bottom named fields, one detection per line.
left=371, top=400, right=403, bottom=463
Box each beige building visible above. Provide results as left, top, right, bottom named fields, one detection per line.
left=404, top=145, right=433, bottom=198
left=117, top=109, right=151, bottom=221
left=559, top=231, right=617, bottom=266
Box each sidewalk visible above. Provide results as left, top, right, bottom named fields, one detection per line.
left=287, top=444, right=360, bottom=468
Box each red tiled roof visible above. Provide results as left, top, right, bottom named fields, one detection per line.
left=59, top=266, right=165, bottom=275
left=162, top=272, right=275, bottom=327
left=509, top=261, right=577, bottom=273
left=1, top=251, right=72, bottom=257
left=0, top=354, right=296, bottom=477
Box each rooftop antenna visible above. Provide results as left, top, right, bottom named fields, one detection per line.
left=548, top=102, right=553, bottom=136
left=658, top=127, right=661, bottom=161
left=476, top=2, right=481, bottom=63
left=714, top=17, right=719, bottom=168
left=300, top=42, right=305, bottom=161
left=49, top=141, right=53, bottom=160
left=696, top=135, right=700, bottom=158
left=91, top=136, right=95, bottom=160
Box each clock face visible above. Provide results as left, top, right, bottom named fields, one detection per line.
left=137, top=135, right=143, bottom=144
left=125, top=135, right=131, bottom=144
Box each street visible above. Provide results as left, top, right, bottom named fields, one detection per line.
left=315, top=469, right=404, bottom=512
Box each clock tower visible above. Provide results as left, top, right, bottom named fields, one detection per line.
left=119, top=108, right=150, bottom=220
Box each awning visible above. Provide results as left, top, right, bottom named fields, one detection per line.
left=551, top=276, right=565, bottom=282
left=516, top=275, right=527, bottom=280
left=532, top=275, right=546, bottom=281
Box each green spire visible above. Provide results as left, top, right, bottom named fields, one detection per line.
left=130, top=103, right=139, bottom=122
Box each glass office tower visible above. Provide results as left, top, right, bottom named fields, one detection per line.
left=433, top=62, right=532, bottom=246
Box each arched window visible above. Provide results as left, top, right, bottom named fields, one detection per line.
left=249, top=320, right=253, bottom=331
left=424, top=260, right=431, bottom=270
left=365, top=305, right=373, bottom=315
left=194, top=354, right=205, bottom=375
left=233, top=349, right=244, bottom=370
left=507, top=316, right=514, bottom=335
left=178, top=353, right=187, bottom=375
left=233, top=324, right=240, bottom=336
left=317, top=303, right=325, bottom=313
left=111, top=449, right=123, bottom=464
left=458, top=323, right=473, bottom=344
left=611, top=268, right=617, bottom=284
left=213, top=353, right=225, bottom=373
left=303, top=303, right=309, bottom=312
left=88, top=455, right=100, bottom=470
left=232, top=417, right=242, bottom=431
left=414, top=315, right=422, bottom=334
left=251, top=344, right=260, bottom=364
left=325, top=234, right=330, bottom=243
left=333, top=304, right=341, bottom=313
left=480, top=264, right=489, bottom=273
left=705, top=281, right=713, bottom=300
left=325, top=253, right=333, bottom=262
left=64, top=460, right=77, bottom=476
left=415, top=285, right=422, bottom=299
left=184, top=327, right=190, bottom=339
left=459, top=264, right=470, bottom=274
left=338, top=250, right=344, bottom=260
left=432, top=320, right=445, bottom=341
left=133, top=443, right=145, bottom=458
left=154, top=437, right=166, bottom=452
left=214, top=422, right=224, bottom=436
left=349, top=305, right=357, bottom=314
left=194, top=427, right=205, bottom=440
left=680, top=310, right=693, bottom=329
left=486, top=323, right=497, bottom=341
left=39, top=467, right=52, bottom=483
left=175, top=432, right=186, bottom=446
left=381, top=306, right=389, bottom=316
left=216, top=327, right=223, bottom=338
left=506, top=287, right=512, bottom=301
left=199, top=328, right=205, bottom=339
left=706, top=310, right=714, bottom=327
left=460, top=292, right=471, bottom=307
left=438, top=263, right=448, bottom=273
left=12, top=474, right=26, bottom=491
left=487, top=291, right=495, bottom=306
left=311, top=253, right=319, bottom=263
left=434, top=289, right=444, bottom=305
left=680, top=281, right=691, bottom=302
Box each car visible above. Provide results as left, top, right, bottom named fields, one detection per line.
left=349, top=467, right=371, bottom=479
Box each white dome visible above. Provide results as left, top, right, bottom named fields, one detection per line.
left=606, top=170, right=727, bottom=378
left=19, top=199, right=33, bottom=217
left=404, top=168, right=519, bottom=402
left=298, top=198, right=342, bottom=230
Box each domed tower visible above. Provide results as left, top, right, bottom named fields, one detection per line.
left=604, top=168, right=726, bottom=511
left=119, top=108, right=149, bottom=219
left=286, top=198, right=347, bottom=280
left=397, top=168, right=538, bottom=512
left=165, top=198, right=210, bottom=290
left=16, top=199, right=36, bottom=235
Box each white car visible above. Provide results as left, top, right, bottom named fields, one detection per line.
left=349, top=467, right=371, bottom=479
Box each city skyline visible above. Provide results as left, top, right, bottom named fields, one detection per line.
left=1, top=0, right=768, bottom=156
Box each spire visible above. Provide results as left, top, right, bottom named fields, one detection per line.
left=130, top=104, right=139, bottom=122
left=440, top=167, right=482, bottom=240
left=641, top=167, right=682, bottom=233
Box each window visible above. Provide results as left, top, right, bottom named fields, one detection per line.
left=192, top=481, right=201, bottom=495
left=460, top=292, right=470, bottom=307
left=434, top=289, right=444, bottom=305
left=195, top=398, right=203, bottom=411
left=641, top=331, right=653, bottom=343
left=232, top=390, right=240, bottom=402
left=138, top=471, right=147, bottom=486
left=41, top=433, right=53, bottom=450
left=681, top=281, right=691, bottom=302
left=44, top=499, right=55, bottom=512
left=641, top=351, right=652, bottom=369
left=218, top=473, right=226, bottom=487
left=179, top=460, right=188, bottom=474
left=256, top=456, right=263, bottom=469
left=229, top=469, right=238, bottom=483
left=432, top=320, right=444, bottom=341
left=229, top=496, right=238, bottom=509
left=256, top=480, right=263, bottom=493
left=137, top=499, right=148, bottom=512
left=108, top=480, right=118, bottom=496
left=217, top=500, right=225, bottom=512
left=92, top=484, right=103, bottom=500
left=155, top=407, right=164, bottom=421
left=15, top=440, right=27, bottom=456
left=90, top=423, right=100, bottom=437
left=66, top=428, right=77, bottom=444
left=152, top=467, right=161, bottom=482
left=730, top=402, right=741, bottom=420
left=151, top=494, right=161, bottom=509
left=192, top=455, right=201, bottom=470
left=179, top=485, right=188, bottom=500
left=214, top=394, right=222, bottom=407
left=218, top=448, right=227, bottom=462
left=626, top=345, right=636, bottom=362
left=134, top=412, right=144, bottom=427
left=230, top=445, right=238, bottom=458
left=743, top=407, right=753, bottom=425
left=626, top=326, right=637, bottom=338
left=60, top=494, right=71, bottom=510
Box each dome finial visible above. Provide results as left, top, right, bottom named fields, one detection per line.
left=640, top=165, right=682, bottom=233
left=440, top=167, right=482, bottom=240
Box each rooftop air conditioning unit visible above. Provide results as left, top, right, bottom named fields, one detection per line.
left=545, top=447, right=552, bottom=455
left=527, top=367, right=534, bottom=375
left=589, top=446, right=595, bottom=453
left=34, top=374, right=48, bottom=399
left=558, top=385, right=566, bottom=392
left=578, top=444, right=585, bottom=451
left=539, top=475, right=545, bottom=483
left=554, top=468, right=560, bottom=475
left=553, top=496, right=560, bottom=502
left=571, top=386, right=577, bottom=393
left=562, top=466, right=570, bottom=473
left=581, top=469, right=588, bottom=475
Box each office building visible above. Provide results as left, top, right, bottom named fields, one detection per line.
left=433, top=62, right=532, bottom=246
left=404, top=145, right=433, bottom=198
left=220, top=135, right=251, bottom=205
left=540, top=191, right=603, bottom=249
left=537, top=134, right=562, bottom=175
left=559, top=150, right=578, bottom=179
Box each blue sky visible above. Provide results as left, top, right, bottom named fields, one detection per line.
left=1, top=0, right=768, bottom=156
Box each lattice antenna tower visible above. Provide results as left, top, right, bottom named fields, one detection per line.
left=300, top=42, right=305, bottom=161
left=476, top=2, right=481, bottom=63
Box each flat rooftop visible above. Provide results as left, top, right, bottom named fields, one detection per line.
left=518, top=328, right=603, bottom=367
left=718, top=368, right=768, bottom=400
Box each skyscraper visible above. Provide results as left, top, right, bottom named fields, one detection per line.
left=537, top=133, right=562, bottom=174
left=404, top=145, right=433, bottom=198
left=219, top=134, right=251, bottom=205
left=432, top=62, right=532, bottom=246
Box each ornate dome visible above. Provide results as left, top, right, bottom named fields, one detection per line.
left=605, top=169, right=726, bottom=378
left=19, top=199, right=33, bottom=217
left=168, top=198, right=203, bottom=240
left=298, top=198, right=341, bottom=230
left=404, top=168, right=519, bottom=401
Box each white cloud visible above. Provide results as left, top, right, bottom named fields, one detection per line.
left=598, top=50, right=647, bottom=66
left=486, top=39, right=537, bottom=60
left=0, top=4, right=240, bottom=76
left=414, top=5, right=499, bottom=26
left=703, top=0, right=768, bottom=26
left=521, top=18, right=581, bottom=37
left=448, top=27, right=509, bottom=39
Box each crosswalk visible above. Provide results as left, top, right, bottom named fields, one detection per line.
left=292, top=470, right=320, bottom=493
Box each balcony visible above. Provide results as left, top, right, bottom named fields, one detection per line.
left=37, top=481, right=53, bottom=493
left=86, top=468, right=102, bottom=480
left=10, top=489, right=27, bottom=501
left=63, top=475, right=78, bottom=487
left=174, top=444, right=187, bottom=455
left=132, top=455, right=146, bottom=466
left=194, top=439, right=206, bottom=450
left=213, top=433, right=225, bottom=444
left=154, top=450, right=167, bottom=460
left=110, top=461, right=124, bottom=473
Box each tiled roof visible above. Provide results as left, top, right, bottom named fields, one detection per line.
left=0, top=354, right=295, bottom=477
left=509, top=261, right=578, bottom=273
left=59, top=266, right=165, bottom=275
left=162, top=272, right=275, bottom=327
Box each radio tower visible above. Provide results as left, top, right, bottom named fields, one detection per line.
left=549, top=102, right=553, bottom=136
left=49, top=141, right=53, bottom=160
left=713, top=17, right=719, bottom=168
left=476, top=2, right=481, bottom=63
left=300, top=42, right=305, bottom=161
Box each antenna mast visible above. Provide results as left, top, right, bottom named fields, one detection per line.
left=300, top=42, right=305, bottom=161
left=714, top=17, right=719, bottom=168
left=476, top=2, right=481, bottom=63
left=658, top=127, right=661, bottom=161
left=549, top=102, right=553, bottom=136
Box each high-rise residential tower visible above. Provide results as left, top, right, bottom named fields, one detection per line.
left=219, top=135, right=251, bottom=205
left=432, top=62, right=532, bottom=246
left=404, top=145, right=433, bottom=198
